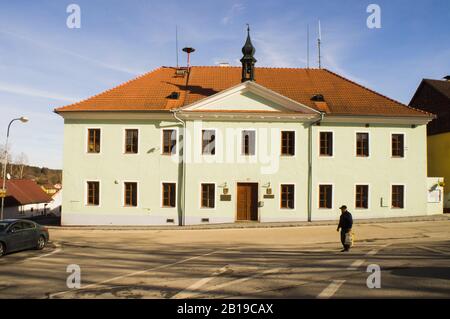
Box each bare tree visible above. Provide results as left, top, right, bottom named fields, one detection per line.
left=15, top=152, right=28, bottom=179
left=0, top=144, right=12, bottom=178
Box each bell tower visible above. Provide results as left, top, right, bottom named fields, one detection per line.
left=240, top=24, right=257, bottom=82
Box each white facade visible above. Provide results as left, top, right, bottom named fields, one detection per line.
left=60, top=81, right=442, bottom=225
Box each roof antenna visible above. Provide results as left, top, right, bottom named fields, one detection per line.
left=317, top=20, right=322, bottom=69
left=307, top=24, right=310, bottom=69
left=182, top=47, right=195, bottom=69
left=175, top=25, right=179, bottom=68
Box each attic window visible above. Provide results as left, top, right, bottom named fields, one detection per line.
left=311, top=94, right=325, bottom=102
left=167, top=92, right=180, bottom=99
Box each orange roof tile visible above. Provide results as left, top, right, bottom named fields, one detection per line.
left=55, top=66, right=431, bottom=117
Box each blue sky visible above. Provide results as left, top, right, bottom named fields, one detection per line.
left=0, top=0, right=449, bottom=169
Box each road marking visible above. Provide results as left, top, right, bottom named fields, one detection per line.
left=317, top=280, right=346, bottom=299
left=366, top=244, right=390, bottom=256
left=184, top=267, right=282, bottom=299
left=28, top=242, right=62, bottom=261
left=171, top=265, right=230, bottom=299
left=347, top=259, right=365, bottom=270
left=415, top=245, right=450, bottom=256
left=48, top=248, right=227, bottom=299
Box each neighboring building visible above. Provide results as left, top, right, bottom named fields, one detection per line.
left=55, top=30, right=443, bottom=226
left=47, top=189, right=62, bottom=216
left=41, top=183, right=59, bottom=195
left=410, top=76, right=450, bottom=212
left=1, top=179, right=52, bottom=219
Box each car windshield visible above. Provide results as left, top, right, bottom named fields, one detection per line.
left=0, top=222, right=10, bottom=232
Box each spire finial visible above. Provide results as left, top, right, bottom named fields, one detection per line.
left=240, top=24, right=256, bottom=82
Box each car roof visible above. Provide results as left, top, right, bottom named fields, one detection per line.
left=0, top=219, right=18, bottom=223
left=0, top=219, right=35, bottom=224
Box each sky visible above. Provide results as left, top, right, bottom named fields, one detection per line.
left=0, top=0, right=449, bottom=169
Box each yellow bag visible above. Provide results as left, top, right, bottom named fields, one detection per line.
left=345, top=231, right=354, bottom=247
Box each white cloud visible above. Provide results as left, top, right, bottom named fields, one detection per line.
left=222, top=3, right=245, bottom=25
left=0, top=82, right=79, bottom=102
left=0, top=30, right=141, bottom=76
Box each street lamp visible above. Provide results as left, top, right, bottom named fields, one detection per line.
left=1, top=117, right=29, bottom=220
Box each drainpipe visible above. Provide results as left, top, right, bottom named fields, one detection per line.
left=307, top=112, right=324, bottom=222
left=172, top=110, right=186, bottom=226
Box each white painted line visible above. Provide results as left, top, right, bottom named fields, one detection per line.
left=366, top=244, right=390, bottom=256
left=48, top=248, right=226, bottom=299
left=186, top=267, right=282, bottom=298
left=317, top=280, right=346, bottom=299
left=171, top=265, right=229, bottom=299
left=415, top=245, right=450, bottom=256
left=28, top=242, right=62, bottom=261
left=347, top=259, right=365, bottom=270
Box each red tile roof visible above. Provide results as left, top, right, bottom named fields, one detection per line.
left=1, top=179, right=52, bottom=205
left=55, top=66, right=431, bottom=117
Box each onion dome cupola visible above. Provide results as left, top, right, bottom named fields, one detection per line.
left=240, top=24, right=257, bottom=82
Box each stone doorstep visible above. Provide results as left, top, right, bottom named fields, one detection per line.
left=49, top=214, right=450, bottom=231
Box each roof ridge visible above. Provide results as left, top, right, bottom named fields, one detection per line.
left=323, top=68, right=433, bottom=117
left=185, top=65, right=323, bottom=70
left=54, top=66, right=164, bottom=112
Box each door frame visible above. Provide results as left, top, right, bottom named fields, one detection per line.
left=235, top=182, right=259, bottom=222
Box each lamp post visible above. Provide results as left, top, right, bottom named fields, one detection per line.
left=1, top=117, right=29, bottom=220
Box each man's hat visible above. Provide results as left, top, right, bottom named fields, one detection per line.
left=339, top=205, right=347, bottom=209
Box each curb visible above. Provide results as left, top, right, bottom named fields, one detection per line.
left=47, top=214, right=450, bottom=231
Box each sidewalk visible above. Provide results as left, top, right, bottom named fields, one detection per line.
left=49, top=214, right=450, bottom=231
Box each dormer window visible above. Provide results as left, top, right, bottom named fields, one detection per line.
left=167, top=92, right=180, bottom=99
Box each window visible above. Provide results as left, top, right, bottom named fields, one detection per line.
left=201, top=183, right=215, bottom=208
left=392, top=185, right=404, bottom=208
left=162, top=183, right=176, bottom=207
left=355, top=185, right=369, bottom=209
left=242, top=130, right=256, bottom=155
left=356, top=133, right=369, bottom=157
left=125, top=129, right=139, bottom=154
left=21, top=221, right=35, bottom=230
left=202, top=130, right=216, bottom=155
left=162, top=129, right=177, bottom=155
left=281, top=131, right=295, bottom=156
left=87, top=181, right=100, bottom=206
left=392, top=134, right=404, bottom=157
left=319, top=185, right=333, bottom=208
left=319, top=132, right=333, bottom=156
left=124, top=182, right=137, bottom=207
left=87, top=129, right=100, bottom=153
left=281, top=184, right=295, bottom=209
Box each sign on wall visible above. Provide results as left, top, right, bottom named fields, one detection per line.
left=428, top=189, right=442, bottom=203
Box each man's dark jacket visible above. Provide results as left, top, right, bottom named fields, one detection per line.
left=338, top=211, right=353, bottom=231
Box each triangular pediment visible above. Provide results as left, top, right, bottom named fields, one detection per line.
left=180, top=81, right=319, bottom=114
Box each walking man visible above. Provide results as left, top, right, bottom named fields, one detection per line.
left=337, top=205, right=353, bottom=252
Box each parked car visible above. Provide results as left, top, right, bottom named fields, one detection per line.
left=0, top=219, right=49, bottom=257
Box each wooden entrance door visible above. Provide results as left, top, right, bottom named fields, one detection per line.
left=236, top=183, right=258, bottom=221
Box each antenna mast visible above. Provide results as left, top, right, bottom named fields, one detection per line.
left=176, top=25, right=179, bottom=68
left=307, top=24, right=310, bottom=69
left=318, top=20, right=322, bottom=69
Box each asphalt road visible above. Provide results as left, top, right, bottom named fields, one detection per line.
left=0, top=220, right=449, bottom=299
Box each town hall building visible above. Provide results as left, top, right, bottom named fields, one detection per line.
left=55, top=29, right=443, bottom=225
